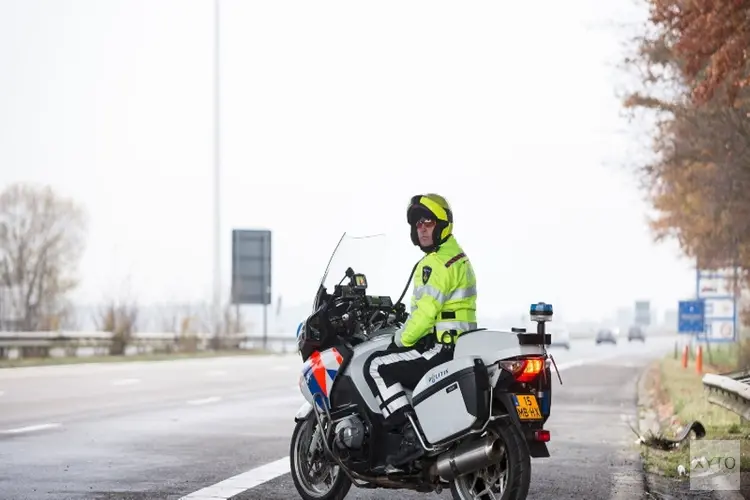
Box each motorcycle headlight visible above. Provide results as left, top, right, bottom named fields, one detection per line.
left=296, top=322, right=306, bottom=352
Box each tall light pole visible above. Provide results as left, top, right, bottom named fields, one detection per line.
left=212, top=0, right=222, bottom=341
left=0, top=222, right=6, bottom=330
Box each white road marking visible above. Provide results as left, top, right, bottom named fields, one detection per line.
left=272, top=365, right=290, bottom=371
left=111, top=378, right=141, bottom=386
left=179, top=457, right=290, bottom=499
left=187, top=396, right=222, bottom=406
left=0, top=423, right=62, bottom=435
left=206, top=370, right=227, bottom=377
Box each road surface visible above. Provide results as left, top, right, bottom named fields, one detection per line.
left=0, top=335, right=677, bottom=499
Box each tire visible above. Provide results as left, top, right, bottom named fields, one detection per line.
left=450, top=422, right=531, bottom=500
left=289, top=416, right=352, bottom=500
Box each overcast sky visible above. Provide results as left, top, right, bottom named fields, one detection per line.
left=0, top=0, right=697, bottom=325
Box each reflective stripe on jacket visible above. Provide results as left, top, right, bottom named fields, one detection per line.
left=400, top=235, right=477, bottom=347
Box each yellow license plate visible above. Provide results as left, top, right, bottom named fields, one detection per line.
left=514, top=394, right=542, bottom=420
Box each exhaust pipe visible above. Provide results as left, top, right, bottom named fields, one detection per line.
left=435, top=435, right=504, bottom=481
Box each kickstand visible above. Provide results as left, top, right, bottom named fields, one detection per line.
left=549, top=355, right=563, bottom=385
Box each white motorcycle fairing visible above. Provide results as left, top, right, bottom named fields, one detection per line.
left=297, top=328, right=545, bottom=445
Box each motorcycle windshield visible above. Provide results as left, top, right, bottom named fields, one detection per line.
left=312, top=231, right=414, bottom=311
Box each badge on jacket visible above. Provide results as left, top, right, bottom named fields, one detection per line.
left=422, top=266, right=432, bottom=284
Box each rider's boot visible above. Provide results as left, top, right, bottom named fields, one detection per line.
left=385, top=418, right=424, bottom=467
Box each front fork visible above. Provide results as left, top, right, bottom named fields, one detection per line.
left=295, top=401, right=327, bottom=457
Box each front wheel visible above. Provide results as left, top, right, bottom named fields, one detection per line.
left=289, top=416, right=352, bottom=500
left=450, top=423, right=531, bottom=500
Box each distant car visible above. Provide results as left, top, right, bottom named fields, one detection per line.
left=595, top=329, right=617, bottom=345
left=628, top=325, right=646, bottom=342
left=549, top=326, right=571, bottom=350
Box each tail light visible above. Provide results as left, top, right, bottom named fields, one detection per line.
left=499, top=356, right=545, bottom=383
left=534, top=430, right=551, bottom=442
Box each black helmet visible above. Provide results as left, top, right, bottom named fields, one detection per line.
left=406, top=193, right=453, bottom=252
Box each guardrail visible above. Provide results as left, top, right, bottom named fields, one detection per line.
left=0, top=331, right=298, bottom=361
left=0, top=327, right=678, bottom=361
left=702, top=370, right=750, bottom=420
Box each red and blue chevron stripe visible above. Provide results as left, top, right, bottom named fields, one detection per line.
left=301, top=347, right=344, bottom=409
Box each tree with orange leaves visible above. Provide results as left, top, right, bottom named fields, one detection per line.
left=623, top=0, right=750, bottom=280
left=648, top=0, right=750, bottom=105
left=641, top=102, right=750, bottom=269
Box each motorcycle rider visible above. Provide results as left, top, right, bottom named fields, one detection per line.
left=364, top=193, right=478, bottom=468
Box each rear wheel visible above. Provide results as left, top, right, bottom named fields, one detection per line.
left=289, top=416, right=352, bottom=500
left=450, top=423, right=531, bottom=500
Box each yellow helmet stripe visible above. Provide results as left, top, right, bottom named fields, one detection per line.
left=419, top=196, right=448, bottom=221
left=441, top=223, right=453, bottom=241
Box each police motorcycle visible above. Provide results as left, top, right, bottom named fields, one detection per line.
left=290, top=232, right=562, bottom=500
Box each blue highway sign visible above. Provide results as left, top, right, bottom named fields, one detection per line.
left=678, top=300, right=705, bottom=334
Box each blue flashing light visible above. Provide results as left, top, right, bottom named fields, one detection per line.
left=530, top=302, right=553, bottom=314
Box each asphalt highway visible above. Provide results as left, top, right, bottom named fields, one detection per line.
left=0, top=335, right=680, bottom=500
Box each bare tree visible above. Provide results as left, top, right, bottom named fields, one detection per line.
left=154, top=302, right=202, bottom=352
left=189, top=301, right=250, bottom=349
left=157, top=300, right=252, bottom=351
left=94, top=299, right=139, bottom=356
left=38, top=300, right=79, bottom=331
left=177, top=303, right=203, bottom=352
left=0, top=183, right=87, bottom=331
left=157, top=303, right=180, bottom=334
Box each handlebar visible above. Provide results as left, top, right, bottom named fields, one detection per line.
left=298, top=266, right=410, bottom=360
left=324, top=268, right=407, bottom=338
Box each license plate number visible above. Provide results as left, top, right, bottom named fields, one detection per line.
left=514, top=394, right=542, bottom=420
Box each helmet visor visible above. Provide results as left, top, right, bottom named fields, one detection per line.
left=407, top=204, right=434, bottom=225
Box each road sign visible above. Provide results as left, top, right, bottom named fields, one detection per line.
left=704, top=297, right=735, bottom=318
left=635, top=301, right=651, bottom=326
left=697, top=298, right=737, bottom=342
left=231, top=229, right=272, bottom=305
left=698, top=318, right=737, bottom=342
left=697, top=267, right=738, bottom=299
left=678, top=300, right=705, bottom=334
left=696, top=266, right=738, bottom=343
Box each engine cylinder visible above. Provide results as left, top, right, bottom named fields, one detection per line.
left=435, top=435, right=503, bottom=481
left=333, top=417, right=365, bottom=449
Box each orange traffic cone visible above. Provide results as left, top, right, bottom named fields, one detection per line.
left=682, top=345, right=689, bottom=368
left=696, top=345, right=703, bottom=373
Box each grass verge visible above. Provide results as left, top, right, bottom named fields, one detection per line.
left=641, top=355, right=750, bottom=478
left=0, top=349, right=275, bottom=369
